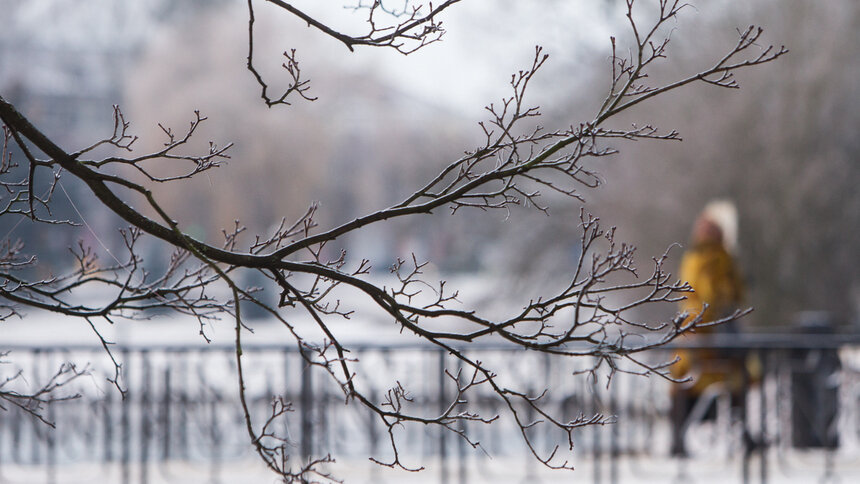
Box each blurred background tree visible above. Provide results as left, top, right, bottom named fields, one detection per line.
left=566, top=0, right=860, bottom=326
left=2, top=0, right=856, bottom=323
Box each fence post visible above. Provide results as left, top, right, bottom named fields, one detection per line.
left=741, top=348, right=751, bottom=484
left=300, top=348, right=314, bottom=467
left=103, top=376, right=114, bottom=464
left=761, top=350, right=769, bottom=484
left=161, top=365, right=171, bottom=462
left=592, top=370, right=602, bottom=484
left=46, top=351, right=57, bottom=484
left=178, top=354, right=188, bottom=462
left=32, top=349, right=41, bottom=469
left=457, top=357, right=467, bottom=484
left=438, top=349, right=448, bottom=484
left=610, top=377, right=618, bottom=484
left=140, top=350, right=151, bottom=484
left=209, top=383, right=222, bottom=483
left=121, top=348, right=131, bottom=484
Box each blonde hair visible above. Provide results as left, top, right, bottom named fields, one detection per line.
left=701, top=200, right=738, bottom=253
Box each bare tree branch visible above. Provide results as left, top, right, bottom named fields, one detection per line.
left=0, top=353, right=88, bottom=427
left=0, top=1, right=782, bottom=480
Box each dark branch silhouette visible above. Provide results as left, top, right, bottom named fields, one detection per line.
left=0, top=0, right=783, bottom=481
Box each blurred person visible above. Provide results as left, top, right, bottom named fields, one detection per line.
left=670, top=204, right=746, bottom=457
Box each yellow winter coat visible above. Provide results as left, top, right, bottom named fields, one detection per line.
left=671, top=241, right=745, bottom=395
left=678, top=241, right=744, bottom=325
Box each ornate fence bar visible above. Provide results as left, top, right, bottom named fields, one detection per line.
left=2, top=333, right=860, bottom=483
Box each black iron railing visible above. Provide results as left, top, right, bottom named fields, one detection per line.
left=1, top=334, right=859, bottom=484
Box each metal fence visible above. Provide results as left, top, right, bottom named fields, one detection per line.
left=2, top=334, right=860, bottom=484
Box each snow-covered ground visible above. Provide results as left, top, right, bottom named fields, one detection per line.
left=1, top=451, right=858, bottom=484
left=4, top=281, right=860, bottom=484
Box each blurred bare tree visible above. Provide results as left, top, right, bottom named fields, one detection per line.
left=571, top=0, right=860, bottom=326
left=0, top=0, right=786, bottom=481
